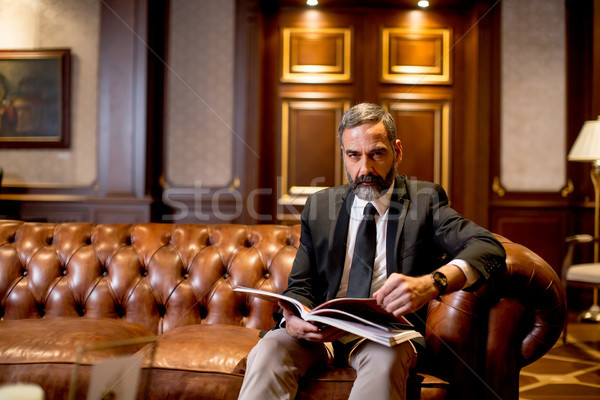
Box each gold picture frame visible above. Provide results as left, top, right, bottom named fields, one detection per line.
left=0, top=49, right=70, bottom=148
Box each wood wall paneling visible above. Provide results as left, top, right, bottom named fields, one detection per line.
left=267, top=7, right=477, bottom=222
left=232, top=0, right=262, bottom=224
left=461, top=2, right=498, bottom=227
left=17, top=199, right=151, bottom=223
left=158, top=194, right=241, bottom=224
left=279, top=99, right=349, bottom=216
left=146, top=0, right=168, bottom=209
left=395, top=106, right=437, bottom=182
left=20, top=202, right=90, bottom=223
left=491, top=208, right=568, bottom=275
left=98, top=0, right=147, bottom=198
left=382, top=96, right=451, bottom=191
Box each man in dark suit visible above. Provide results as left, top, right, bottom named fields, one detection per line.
left=238, top=103, right=506, bottom=400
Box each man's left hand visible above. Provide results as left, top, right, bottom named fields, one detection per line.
left=372, top=273, right=438, bottom=317
left=373, top=264, right=467, bottom=317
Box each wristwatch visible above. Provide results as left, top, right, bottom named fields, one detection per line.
left=431, top=271, right=448, bottom=295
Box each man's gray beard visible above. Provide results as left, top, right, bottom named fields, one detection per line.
left=346, top=164, right=397, bottom=201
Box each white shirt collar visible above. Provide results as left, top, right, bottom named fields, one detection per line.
left=352, top=185, right=393, bottom=217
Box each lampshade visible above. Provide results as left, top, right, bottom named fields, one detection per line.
left=568, top=116, right=600, bottom=162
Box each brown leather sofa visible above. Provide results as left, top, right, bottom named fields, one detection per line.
left=0, top=220, right=565, bottom=399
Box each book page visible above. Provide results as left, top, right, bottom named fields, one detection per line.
left=233, top=287, right=311, bottom=318
left=309, top=308, right=412, bottom=332
left=310, top=298, right=412, bottom=329
left=305, top=314, right=422, bottom=347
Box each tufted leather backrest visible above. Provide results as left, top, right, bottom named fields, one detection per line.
left=0, top=221, right=300, bottom=335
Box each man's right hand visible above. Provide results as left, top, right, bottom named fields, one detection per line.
left=279, top=301, right=344, bottom=342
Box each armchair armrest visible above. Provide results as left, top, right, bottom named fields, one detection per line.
left=498, top=238, right=565, bottom=364
left=424, top=235, right=565, bottom=400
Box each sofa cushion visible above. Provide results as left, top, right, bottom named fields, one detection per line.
left=0, top=317, right=156, bottom=399
left=0, top=317, right=155, bottom=365
left=151, top=324, right=262, bottom=373
left=148, top=324, right=448, bottom=400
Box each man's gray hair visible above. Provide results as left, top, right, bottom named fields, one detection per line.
left=337, top=103, right=397, bottom=146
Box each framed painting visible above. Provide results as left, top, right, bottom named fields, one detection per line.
left=0, top=49, right=70, bottom=148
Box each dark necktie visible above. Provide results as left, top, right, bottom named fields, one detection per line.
left=347, top=203, right=378, bottom=298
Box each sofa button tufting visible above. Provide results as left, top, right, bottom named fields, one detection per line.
left=62, top=269, right=68, bottom=276
left=157, top=304, right=166, bottom=317
left=264, top=273, right=270, bottom=279
left=22, top=270, right=28, bottom=277
left=76, top=304, right=85, bottom=316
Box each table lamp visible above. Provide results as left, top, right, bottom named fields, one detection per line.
left=568, top=115, right=600, bottom=322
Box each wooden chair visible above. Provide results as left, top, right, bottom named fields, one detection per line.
left=561, top=234, right=600, bottom=342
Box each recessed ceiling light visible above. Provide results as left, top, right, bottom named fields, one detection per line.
left=418, top=0, right=429, bottom=7
left=307, top=0, right=318, bottom=6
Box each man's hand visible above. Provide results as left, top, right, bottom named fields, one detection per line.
left=372, top=273, right=438, bottom=317
left=279, top=301, right=345, bottom=342
left=373, top=264, right=467, bottom=318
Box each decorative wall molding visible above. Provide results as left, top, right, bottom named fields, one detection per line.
left=381, top=27, right=452, bottom=84
left=281, top=27, right=352, bottom=83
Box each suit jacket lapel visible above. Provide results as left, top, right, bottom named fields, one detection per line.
left=386, top=175, right=409, bottom=277
left=327, top=187, right=353, bottom=300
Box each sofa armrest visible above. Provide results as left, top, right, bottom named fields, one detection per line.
left=498, top=237, right=566, bottom=364
left=424, top=235, right=565, bottom=400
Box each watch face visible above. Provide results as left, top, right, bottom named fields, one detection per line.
left=432, top=271, right=448, bottom=293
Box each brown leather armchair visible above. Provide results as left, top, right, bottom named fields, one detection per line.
left=0, top=221, right=565, bottom=399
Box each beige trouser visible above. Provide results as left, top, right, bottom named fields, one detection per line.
left=237, top=329, right=417, bottom=400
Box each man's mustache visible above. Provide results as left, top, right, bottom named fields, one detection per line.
left=353, top=174, right=386, bottom=187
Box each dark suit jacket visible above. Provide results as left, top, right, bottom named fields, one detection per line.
left=283, top=175, right=506, bottom=334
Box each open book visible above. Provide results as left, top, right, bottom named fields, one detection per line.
left=234, top=286, right=422, bottom=347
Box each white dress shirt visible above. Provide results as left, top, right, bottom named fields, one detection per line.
left=336, top=187, right=479, bottom=299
